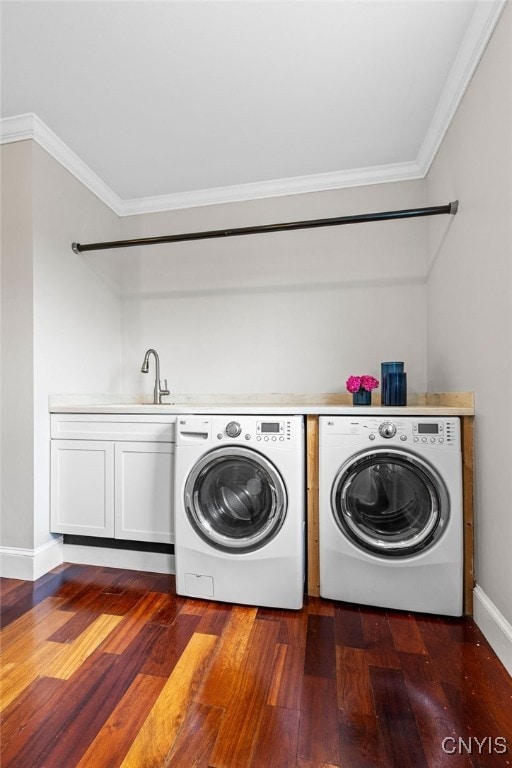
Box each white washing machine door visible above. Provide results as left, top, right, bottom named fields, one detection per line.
left=184, top=446, right=287, bottom=553
left=332, top=449, right=449, bottom=557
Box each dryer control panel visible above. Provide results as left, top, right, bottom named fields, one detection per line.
left=366, top=418, right=460, bottom=448
left=321, top=417, right=460, bottom=450
left=412, top=420, right=457, bottom=446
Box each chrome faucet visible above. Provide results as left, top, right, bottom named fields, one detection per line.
left=141, top=348, right=170, bottom=404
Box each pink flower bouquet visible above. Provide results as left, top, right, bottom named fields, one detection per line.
left=346, top=374, right=379, bottom=394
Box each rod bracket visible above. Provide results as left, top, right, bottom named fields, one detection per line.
left=449, top=200, right=459, bottom=215
left=71, top=242, right=81, bottom=254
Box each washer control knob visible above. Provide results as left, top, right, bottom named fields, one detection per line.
left=225, top=421, right=242, bottom=438
left=379, top=422, right=396, bottom=439
left=369, top=433, right=376, bottom=441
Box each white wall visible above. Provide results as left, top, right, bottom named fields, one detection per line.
left=0, top=141, right=122, bottom=571
left=32, top=143, right=123, bottom=549
left=1, top=142, right=35, bottom=549
left=120, top=180, right=428, bottom=398
left=426, top=3, right=512, bottom=664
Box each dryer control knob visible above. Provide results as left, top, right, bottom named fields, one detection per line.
left=379, top=421, right=396, bottom=439
left=225, top=421, right=242, bottom=438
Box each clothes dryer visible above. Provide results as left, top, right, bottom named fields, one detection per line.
left=174, top=415, right=305, bottom=609
left=319, top=416, right=463, bottom=616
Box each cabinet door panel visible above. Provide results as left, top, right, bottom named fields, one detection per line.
left=51, top=441, right=114, bottom=537
left=115, top=443, right=174, bottom=543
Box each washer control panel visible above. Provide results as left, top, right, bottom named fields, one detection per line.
left=255, top=420, right=291, bottom=441
left=216, top=418, right=294, bottom=442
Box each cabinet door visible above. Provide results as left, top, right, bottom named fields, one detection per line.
left=51, top=440, right=115, bottom=537
left=114, top=442, right=174, bottom=543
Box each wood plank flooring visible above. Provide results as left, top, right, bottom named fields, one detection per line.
left=1, top=564, right=511, bottom=768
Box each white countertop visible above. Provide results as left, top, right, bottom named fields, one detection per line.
left=49, top=403, right=474, bottom=416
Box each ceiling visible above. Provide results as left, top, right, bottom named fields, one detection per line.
left=0, top=1, right=505, bottom=214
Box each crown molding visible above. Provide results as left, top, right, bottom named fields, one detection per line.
left=0, top=1, right=506, bottom=217
left=119, top=161, right=424, bottom=216
left=0, top=113, right=124, bottom=214
left=416, top=0, right=507, bottom=175
left=0, top=113, right=423, bottom=216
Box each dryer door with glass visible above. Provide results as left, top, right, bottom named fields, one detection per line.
left=331, top=449, right=449, bottom=557
left=184, top=446, right=287, bottom=553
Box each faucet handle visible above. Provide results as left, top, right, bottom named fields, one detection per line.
left=160, top=379, right=170, bottom=397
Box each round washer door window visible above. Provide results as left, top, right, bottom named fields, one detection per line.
left=331, top=450, right=449, bottom=557
left=184, top=446, right=287, bottom=553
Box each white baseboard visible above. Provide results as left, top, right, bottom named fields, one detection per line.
left=63, top=544, right=174, bottom=575
left=0, top=538, right=64, bottom=581
left=473, top=585, right=512, bottom=677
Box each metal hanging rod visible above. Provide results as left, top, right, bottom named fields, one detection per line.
left=72, top=200, right=458, bottom=254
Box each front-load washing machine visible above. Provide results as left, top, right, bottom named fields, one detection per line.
left=174, top=415, right=305, bottom=609
left=319, top=416, right=463, bottom=616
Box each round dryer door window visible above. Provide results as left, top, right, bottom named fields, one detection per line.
left=184, top=446, right=287, bottom=553
left=332, top=450, right=449, bottom=557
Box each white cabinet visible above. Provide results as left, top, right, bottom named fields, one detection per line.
left=50, top=414, right=176, bottom=543
left=114, top=442, right=174, bottom=542
left=51, top=440, right=115, bottom=537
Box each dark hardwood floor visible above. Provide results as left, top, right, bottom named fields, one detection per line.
left=1, top=564, right=511, bottom=767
